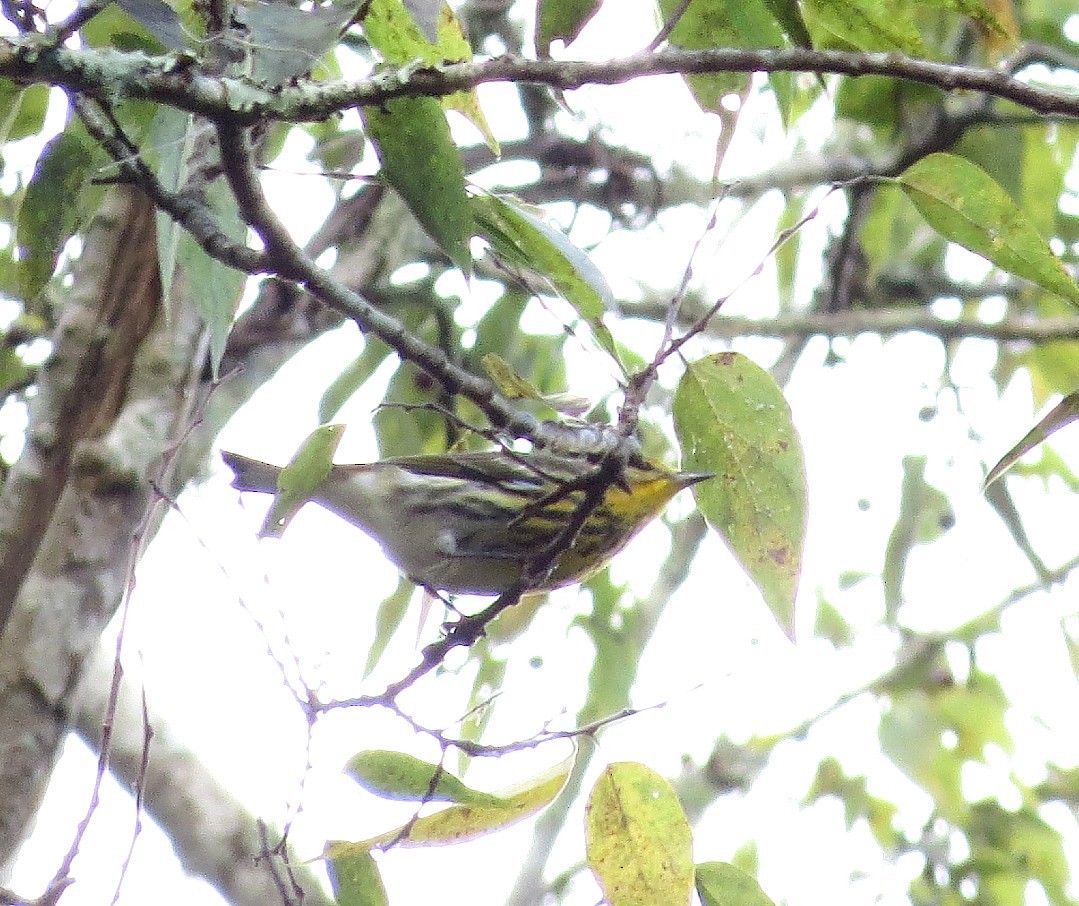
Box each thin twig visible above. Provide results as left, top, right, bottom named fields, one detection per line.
left=646, top=0, right=692, bottom=52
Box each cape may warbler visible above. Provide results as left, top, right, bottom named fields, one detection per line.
left=223, top=449, right=711, bottom=595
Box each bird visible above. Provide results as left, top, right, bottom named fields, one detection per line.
left=222, top=448, right=711, bottom=595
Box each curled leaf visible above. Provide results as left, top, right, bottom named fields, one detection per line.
left=696, top=861, right=777, bottom=906
left=260, top=424, right=346, bottom=537
left=330, top=751, right=573, bottom=849
left=985, top=390, right=1079, bottom=488
left=480, top=353, right=590, bottom=415
left=328, top=849, right=389, bottom=906
left=346, top=749, right=506, bottom=807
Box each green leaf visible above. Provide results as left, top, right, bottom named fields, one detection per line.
left=0, top=83, right=50, bottom=145
left=470, top=192, right=622, bottom=368
left=1021, top=123, right=1079, bottom=242
left=1009, top=443, right=1079, bottom=492
left=456, top=637, right=507, bottom=775
left=363, top=577, right=417, bottom=678
left=729, top=842, right=759, bottom=879
left=952, top=123, right=1024, bottom=202
left=364, top=0, right=449, bottom=63
left=934, top=671, right=1011, bottom=758
left=260, top=423, right=347, bottom=538
left=80, top=0, right=173, bottom=51
left=480, top=353, right=589, bottom=415
left=0, top=346, right=32, bottom=401
left=431, top=3, right=499, bottom=152
left=346, top=750, right=507, bottom=806
left=1009, top=339, right=1079, bottom=408
left=814, top=594, right=854, bottom=646
left=374, top=359, right=452, bottom=458
left=882, top=456, right=954, bottom=621
left=967, top=802, right=1070, bottom=903
left=660, top=0, right=745, bottom=107
left=362, top=98, right=472, bottom=273
left=469, top=291, right=572, bottom=402
left=480, top=352, right=547, bottom=401
left=319, top=345, right=393, bottom=423
left=897, top=153, right=1079, bottom=307
left=696, top=861, right=777, bottom=906
left=144, top=106, right=193, bottom=321
left=176, top=180, right=247, bottom=375
left=329, top=753, right=573, bottom=849
left=879, top=694, right=966, bottom=820
left=988, top=478, right=1054, bottom=584
left=918, top=0, right=1008, bottom=35
left=985, top=390, right=1079, bottom=488
left=659, top=0, right=786, bottom=111
left=536, top=0, right=604, bottom=53
left=773, top=194, right=806, bottom=307
left=403, top=0, right=439, bottom=40
left=574, top=569, right=638, bottom=725
left=761, top=0, right=813, bottom=47
left=835, top=76, right=937, bottom=133
left=114, top=0, right=187, bottom=49
left=585, top=762, right=694, bottom=906
left=804, top=759, right=899, bottom=847
left=803, top=0, right=925, bottom=53
left=363, top=0, right=499, bottom=152
left=16, top=121, right=95, bottom=299
left=674, top=352, right=806, bottom=636
left=328, top=848, right=389, bottom=906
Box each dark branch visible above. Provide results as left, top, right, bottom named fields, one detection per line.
left=3, top=43, right=1078, bottom=124
left=213, top=121, right=638, bottom=459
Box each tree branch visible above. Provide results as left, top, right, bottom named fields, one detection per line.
left=0, top=188, right=161, bottom=640
left=2, top=42, right=1078, bottom=123
left=212, top=120, right=636, bottom=458
left=0, top=187, right=206, bottom=872
left=622, top=305, right=1079, bottom=343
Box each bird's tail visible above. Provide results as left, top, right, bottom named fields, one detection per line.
left=221, top=451, right=282, bottom=494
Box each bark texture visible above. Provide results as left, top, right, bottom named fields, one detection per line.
left=0, top=187, right=198, bottom=876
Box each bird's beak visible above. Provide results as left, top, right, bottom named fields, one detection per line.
left=680, top=471, right=715, bottom=486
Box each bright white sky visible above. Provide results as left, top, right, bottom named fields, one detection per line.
left=7, top=1, right=1079, bottom=904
